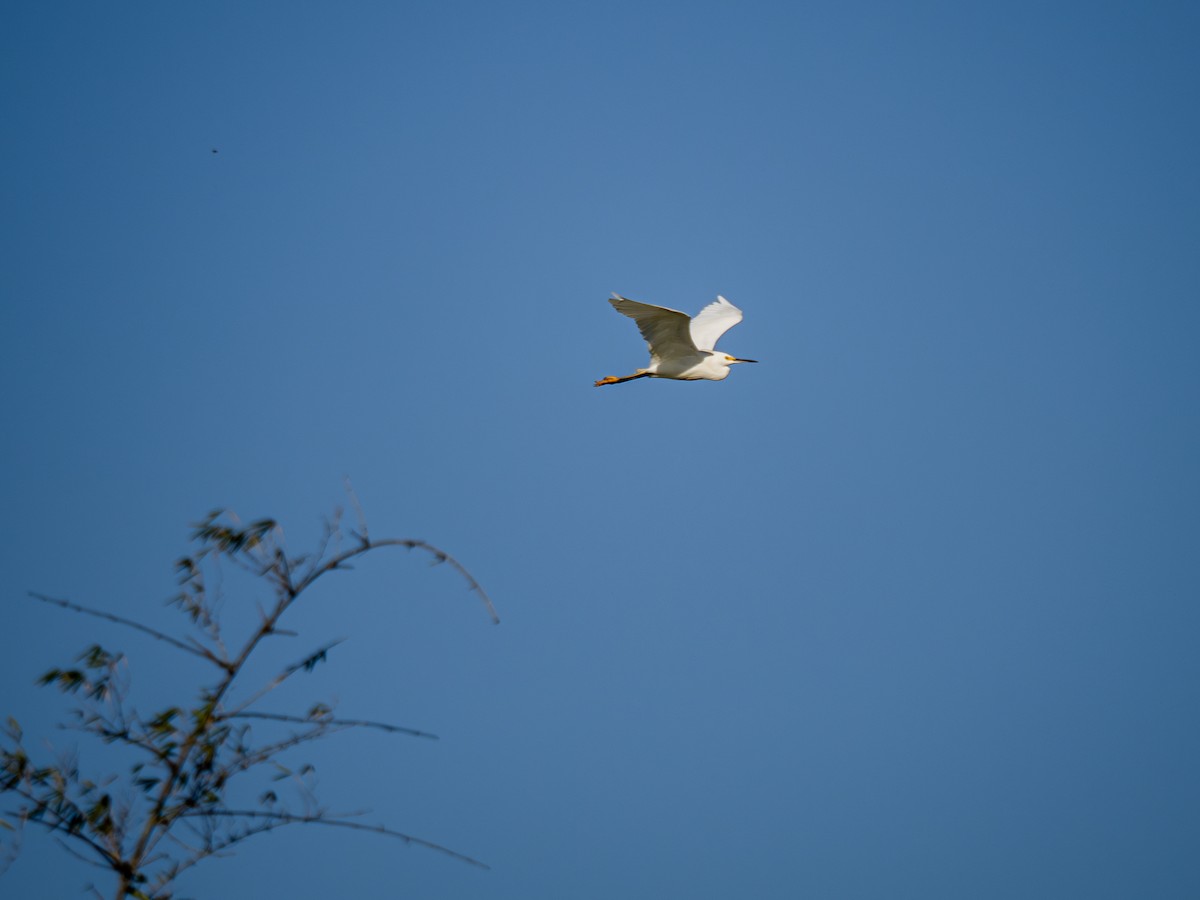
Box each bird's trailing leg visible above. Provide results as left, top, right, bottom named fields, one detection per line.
left=594, top=371, right=651, bottom=387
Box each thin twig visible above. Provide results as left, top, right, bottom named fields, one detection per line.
left=3, top=794, right=117, bottom=869
left=57, top=720, right=164, bottom=759
left=26, top=594, right=225, bottom=669
left=224, top=711, right=438, bottom=740
left=300, top=539, right=500, bottom=624
left=227, top=639, right=346, bottom=716
left=177, top=809, right=490, bottom=869
left=343, top=477, right=369, bottom=544
left=230, top=728, right=350, bottom=780
left=54, top=836, right=110, bottom=871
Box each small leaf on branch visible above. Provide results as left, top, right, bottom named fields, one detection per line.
left=39, top=669, right=85, bottom=694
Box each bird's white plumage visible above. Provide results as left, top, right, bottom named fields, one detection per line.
left=688, top=295, right=743, bottom=351
left=607, top=295, right=697, bottom=364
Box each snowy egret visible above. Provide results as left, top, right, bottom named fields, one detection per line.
left=594, top=293, right=758, bottom=387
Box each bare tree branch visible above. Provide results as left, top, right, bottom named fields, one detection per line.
left=177, top=809, right=490, bottom=869
left=302, top=538, right=500, bottom=624
left=26, top=594, right=227, bottom=670
left=225, top=710, right=438, bottom=740
left=226, top=639, right=347, bottom=716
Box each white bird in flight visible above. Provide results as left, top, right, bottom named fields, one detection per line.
left=595, top=293, right=758, bottom=387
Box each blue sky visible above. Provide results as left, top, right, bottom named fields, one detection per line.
left=3, top=2, right=1199, bottom=897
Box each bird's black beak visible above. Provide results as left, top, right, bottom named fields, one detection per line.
left=734, top=358, right=758, bottom=363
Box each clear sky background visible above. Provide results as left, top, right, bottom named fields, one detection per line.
left=3, top=2, right=1199, bottom=897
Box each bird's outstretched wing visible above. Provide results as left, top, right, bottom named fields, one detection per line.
left=609, top=294, right=697, bottom=364
left=689, top=295, right=743, bottom=351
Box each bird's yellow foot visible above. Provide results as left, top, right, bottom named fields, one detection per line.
left=594, top=376, right=620, bottom=387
